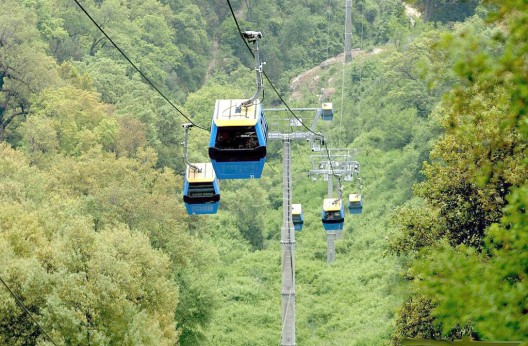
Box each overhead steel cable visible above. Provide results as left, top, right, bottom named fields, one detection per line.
left=227, top=0, right=339, bottom=195
left=0, top=275, right=58, bottom=346
left=339, top=0, right=350, bottom=147
left=323, top=143, right=336, bottom=176
left=226, top=0, right=322, bottom=138
left=72, top=0, right=210, bottom=132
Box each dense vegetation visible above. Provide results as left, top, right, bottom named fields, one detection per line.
left=0, top=0, right=526, bottom=345
left=390, top=1, right=528, bottom=343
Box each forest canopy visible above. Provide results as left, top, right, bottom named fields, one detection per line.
left=0, top=0, right=526, bottom=345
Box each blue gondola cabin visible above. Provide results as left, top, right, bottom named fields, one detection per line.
left=183, top=163, right=220, bottom=215
left=322, top=198, right=344, bottom=231
left=321, top=103, right=334, bottom=121
left=292, top=204, right=304, bottom=231
left=348, top=193, right=363, bottom=214
left=208, top=99, right=268, bottom=179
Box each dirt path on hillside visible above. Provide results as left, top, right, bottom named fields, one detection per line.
left=289, top=48, right=384, bottom=101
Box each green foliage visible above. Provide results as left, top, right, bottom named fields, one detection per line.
left=211, top=0, right=407, bottom=92
left=393, top=295, right=442, bottom=344
left=0, top=143, right=180, bottom=345
left=5, top=0, right=524, bottom=345
left=0, top=0, right=59, bottom=142
left=171, top=3, right=211, bottom=92
left=1, top=67, right=218, bottom=343
left=221, top=179, right=272, bottom=250
left=389, top=13, right=527, bottom=252
left=184, top=81, right=249, bottom=127
left=405, top=0, right=480, bottom=23
left=392, top=1, right=528, bottom=343
left=22, top=86, right=118, bottom=158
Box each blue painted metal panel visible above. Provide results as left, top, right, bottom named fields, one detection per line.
left=348, top=199, right=363, bottom=214
left=323, top=221, right=344, bottom=231
left=185, top=201, right=220, bottom=215
left=293, top=215, right=304, bottom=231
left=321, top=113, right=333, bottom=121
left=322, top=203, right=345, bottom=231
left=210, top=158, right=265, bottom=179
left=183, top=177, right=220, bottom=215
left=208, top=101, right=268, bottom=179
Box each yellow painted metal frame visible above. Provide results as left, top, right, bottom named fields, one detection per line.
left=321, top=102, right=333, bottom=111
left=186, top=162, right=216, bottom=183
left=213, top=99, right=259, bottom=127
left=323, top=198, right=342, bottom=211
left=292, top=204, right=302, bottom=216
left=349, top=193, right=361, bottom=203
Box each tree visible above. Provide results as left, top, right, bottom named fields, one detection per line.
left=22, top=86, right=118, bottom=158
left=405, top=0, right=479, bottom=22
left=0, top=0, right=58, bottom=142
left=171, top=3, right=211, bottom=92
left=392, top=0, right=528, bottom=342
left=0, top=143, right=180, bottom=345
left=221, top=180, right=271, bottom=250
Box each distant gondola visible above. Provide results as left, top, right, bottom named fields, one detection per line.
left=208, top=99, right=268, bottom=179
left=321, top=102, right=334, bottom=121
left=183, top=163, right=220, bottom=215
left=292, top=204, right=304, bottom=231
left=348, top=193, right=363, bottom=214
left=322, top=198, right=344, bottom=231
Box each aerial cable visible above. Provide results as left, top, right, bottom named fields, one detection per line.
left=264, top=76, right=320, bottom=136
left=265, top=161, right=279, bottom=175
left=323, top=141, right=338, bottom=187
left=226, top=0, right=253, bottom=53
left=322, top=142, right=345, bottom=204
left=339, top=60, right=346, bottom=148
left=72, top=0, right=210, bottom=132
left=325, top=0, right=331, bottom=61
left=226, top=0, right=323, bottom=139
left=338, top=0, right=351, bottom=147
left=227, top=0, right=342, bottom=191
left=357, top=1, right=364, bottom=115
left=0, top=275, right=59, bottom=346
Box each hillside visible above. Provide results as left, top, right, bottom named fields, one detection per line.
left=1, top=0, right=527, bottom=345
left=288, top=49, right=384, bottom=101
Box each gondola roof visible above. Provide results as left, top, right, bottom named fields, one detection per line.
left=292, top=204, right=302, bottom=215
left=322, top=102, right=333, bottom=111
left=349, top=193, right=361, bottom=203
left=186, top=162, right=216, bottom=183
left=213, top=99, right=260, bottom=127
left=323, top=198, right=342, bottom=211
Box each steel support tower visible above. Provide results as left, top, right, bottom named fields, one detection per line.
left=326, top=176, right=336, bottom=262
left=266, top=107, right=325, bottom=346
